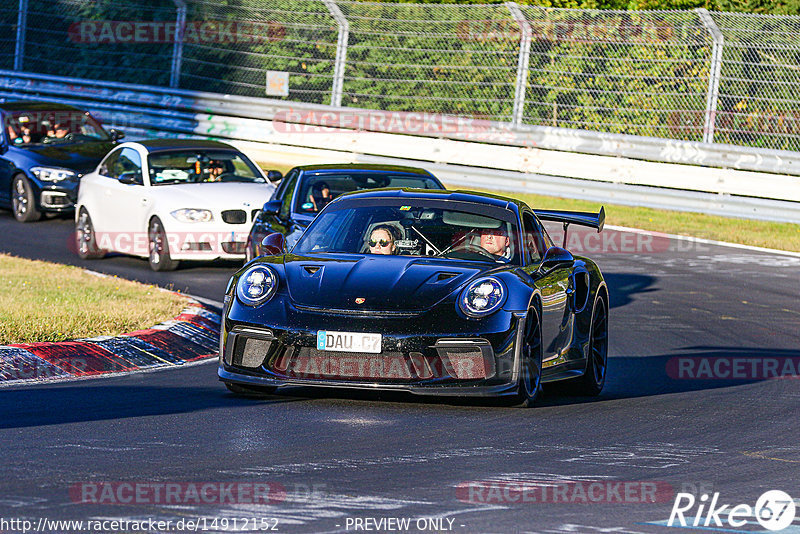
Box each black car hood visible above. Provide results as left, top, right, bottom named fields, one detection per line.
left=17, top=141, right=115, bottom=174
left=284, top=254, right=487, bottom=311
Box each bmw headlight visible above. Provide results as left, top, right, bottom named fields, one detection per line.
left=236, top=265, right=278, bottom=306
left=31, top=167, right=76, bottom=182
left=171, top=209, right=213, bottom=223
left=459, top=277, right=506, bottom=318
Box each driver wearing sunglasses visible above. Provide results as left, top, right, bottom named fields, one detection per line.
left=368, top=225, right=398, bottom=255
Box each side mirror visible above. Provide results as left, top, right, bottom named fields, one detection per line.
left=261, top=232, right=286, bottom=255
left=118, top=172, right=141, bottom=185
left=267, top=170, right=283, bottom=183
left=261, top=200, right=281, bottom=216
left=539, top=246, right=574, bottom=273
left=109, top=129, right=125, bottom=142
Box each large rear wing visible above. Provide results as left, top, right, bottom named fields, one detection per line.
left=534, top=207, right=605, bottom=248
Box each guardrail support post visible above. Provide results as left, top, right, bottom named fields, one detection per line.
left=696, top=9, right=724, bottom=145
left=14, top=0, right=28, bottom=71
left=506, top=2, right=532, bottom=128
left=170, top=0, right=187, bottom=89
left=324, top=0, right=349, bottom=107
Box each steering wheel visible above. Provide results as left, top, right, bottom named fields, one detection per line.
left=444, top=243, right=496, bottom=261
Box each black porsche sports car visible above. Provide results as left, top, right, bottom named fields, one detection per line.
left=219, top=189, right=608, bottom=406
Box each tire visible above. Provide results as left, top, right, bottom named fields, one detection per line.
left=224, top=382, right=277, bottom=397
left=512, top=305, right=544, bottom=408
left=12, top=175, right=41, bottom=222
left=563, top=293, right=608, bottom=396
left=148, top=217, right=179, bottom=271
left=75, top=208, right=105, bottom=259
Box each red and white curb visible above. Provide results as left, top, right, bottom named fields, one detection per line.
left=0, top=298, right=220, bottom=386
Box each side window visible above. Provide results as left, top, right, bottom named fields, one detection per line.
left=271, top=169, right=297, bottom=201
left=110, top=148, right=143, bottom=184
left=279, top=171, right=299, bottom=217
left=522, top=211, right=549, bottom=264
left=98, top=150, right=120, bottom=178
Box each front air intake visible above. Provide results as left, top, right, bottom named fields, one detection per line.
left=231, top=337, right=271, bottom=368
left=222, top=209, right=247, bottom=224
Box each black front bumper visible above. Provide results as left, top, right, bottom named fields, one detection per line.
left=218, top=311, right=527, bottom=397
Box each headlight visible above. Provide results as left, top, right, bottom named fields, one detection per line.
left=459, top=277, right=506, bottom=318
left=236, top=265, right=278, bottom=306
left=171, top=209, right=213, bottom=223
left=30, top=167, right=76, bottom=182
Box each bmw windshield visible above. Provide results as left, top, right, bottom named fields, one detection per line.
left=292, top=198, right=520, bottom=264
left=148, top=150, right=265, bottom=185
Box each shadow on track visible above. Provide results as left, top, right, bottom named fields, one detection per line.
left=224, top=346, right=799, bottom=410
left=0, top=383, right=302, bottom=429
left=3, top=346, right=794, bottom=422
left=538, top=346, right=800, bottom=407
left=603, top=272, right=658, bottom=309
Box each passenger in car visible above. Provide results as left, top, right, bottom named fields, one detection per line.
left=205, top=160, right=226, bottom=182
left=309, top=181, right=332, bottom=211
left=46, top=123, right=69, bottom=139
left=368, top=225, right=399, bottom=255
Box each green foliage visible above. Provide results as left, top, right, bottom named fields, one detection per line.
left=18, top=0, right=800, bottom=151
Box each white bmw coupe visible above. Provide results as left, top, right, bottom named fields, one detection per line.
left=75, top=139, right=278, bottom=271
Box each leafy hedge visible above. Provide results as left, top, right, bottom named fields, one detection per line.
left=9, top=0, right=800, bottom=151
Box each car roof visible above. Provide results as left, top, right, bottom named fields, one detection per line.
left=333, top=187, right=524, bottom=212
left=296, top=163, right=433, bottom=176
left=135, top=138, right=237, bottom=153
left=0, top=101, right=84, bottom=112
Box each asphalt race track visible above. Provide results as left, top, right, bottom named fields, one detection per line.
left=2, top=210, right=800, bottom=534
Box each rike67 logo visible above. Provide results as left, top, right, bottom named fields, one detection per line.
left=669, top=490, right=796, bottom=531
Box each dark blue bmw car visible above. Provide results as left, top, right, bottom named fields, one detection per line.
left=0, top=101, right=123, bottom=222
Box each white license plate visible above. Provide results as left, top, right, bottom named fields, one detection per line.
left=316, top=331, right=382, bottom=354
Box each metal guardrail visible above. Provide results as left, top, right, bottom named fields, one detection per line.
left=2, top=69, right=800, bottom=177
left=1, top=70, right=799, bottom=223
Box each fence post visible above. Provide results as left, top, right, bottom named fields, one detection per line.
left=324, top=0, right=349, bottom=107
left=506, top=2, right=531, bottom=128
left=696, top=9, right=724, bottom=144
left=170, top=0, right=187, bottom=89
left=14, top=0, right=28, bottom=71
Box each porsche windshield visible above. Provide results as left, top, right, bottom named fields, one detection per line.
left=293, top=199, right=520, bottom=263
left=148, top=150, right=265, bottom=185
